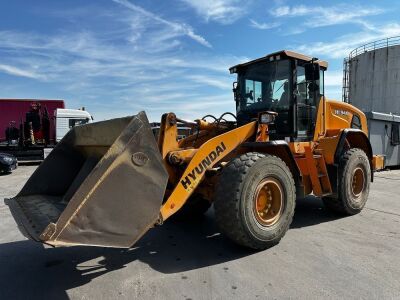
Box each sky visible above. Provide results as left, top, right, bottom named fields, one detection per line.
left=1, top=0, right=400, bottom=121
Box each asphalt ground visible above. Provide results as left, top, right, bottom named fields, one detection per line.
left=1, top=165, right=399, bottom=299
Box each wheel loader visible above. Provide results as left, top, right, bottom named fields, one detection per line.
left=5, top=50, right=383, bottom=250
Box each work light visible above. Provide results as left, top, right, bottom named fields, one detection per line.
left=259, top=112, right=277, bottom=124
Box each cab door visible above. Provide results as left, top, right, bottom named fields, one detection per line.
left=295, top=64, right=322, bottom=141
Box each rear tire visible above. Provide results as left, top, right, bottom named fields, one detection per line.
left=323, top=148, right=370, bottom=215
left=214, top=152, right=296, bottom=250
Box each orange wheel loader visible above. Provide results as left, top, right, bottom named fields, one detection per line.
left=5, top=51, right=383, bottom=249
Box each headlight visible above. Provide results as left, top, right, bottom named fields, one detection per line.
left=0, top=156, right=14, bottom=164
left=259, top=113, right=276, bottom=124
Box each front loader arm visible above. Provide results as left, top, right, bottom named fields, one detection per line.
left=160, top=121, right=257, bottom=220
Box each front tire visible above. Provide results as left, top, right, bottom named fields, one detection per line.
left=323, top=148, right=371, bottom=215
left=214, top=153, right=296, bottom=250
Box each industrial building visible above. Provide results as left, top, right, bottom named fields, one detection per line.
left=343, top=37, right=400, bottom=167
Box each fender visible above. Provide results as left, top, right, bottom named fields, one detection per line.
left=241, top=141, right=303, bottom=198
left=334, top=129, right=373, bottom=181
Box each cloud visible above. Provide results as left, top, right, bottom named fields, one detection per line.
left=0, top=1, right=244, bottom=122
left=188, top=75, right=232, bottom=89
left=113, top=0, right=211, bottom=48
left=180, top=0, right=248, bottom=24
left=249, top=19, right=280, bottom=30
left=271, top=6, right=290, bottom=17
left=324, top=71, right=343, bottom=87
left=294, top=23, right=400, bottom=59
left=0, top=64, right=44, bottom=79
left=270, top=4, right=384, bottom=30
left=0, top=3, right=241, bottom=121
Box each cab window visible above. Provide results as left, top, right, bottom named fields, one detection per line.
left=238, top=60, right=291, bottom=112
left=351, top=114, right=362, bottom=129
left=69, top=118, right=89, bottom=128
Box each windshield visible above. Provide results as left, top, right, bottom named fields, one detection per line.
left=237, top=60, right=291, bottom=113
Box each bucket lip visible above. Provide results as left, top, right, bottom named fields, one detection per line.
left=4, top=197, right=41, bottom=242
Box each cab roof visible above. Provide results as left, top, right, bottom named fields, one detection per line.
left=229, top=50, right=328, bottom=73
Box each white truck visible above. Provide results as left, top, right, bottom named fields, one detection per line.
left=55, top=108, right=93, bottom=142
left=42, top=108, right=93, bottom=159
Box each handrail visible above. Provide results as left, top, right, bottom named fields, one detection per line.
left=349, top=36, right=400, bottom=59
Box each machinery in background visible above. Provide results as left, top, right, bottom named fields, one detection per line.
left=150, top=122, right=192, bottom=140
left=0, top=99, right=93, bottom=160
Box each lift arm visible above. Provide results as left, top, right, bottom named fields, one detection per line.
left=160, top=121, right=257, bottom=220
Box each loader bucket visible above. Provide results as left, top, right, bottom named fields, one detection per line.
left=5, top=111, right=168, bottom=248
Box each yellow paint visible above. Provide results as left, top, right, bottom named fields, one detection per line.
left=313, top=97, right=368, bottom=141
left=160, top=121, right=257, bottom=220
left=372, top=155, right=385, bottom=171
left=316, top=136, right=340, bottom=165
left=288, top=141, right=313, bottom=154
left=159, top=116, right=179, bottom=159
left=256, top=124, right=269, bottom=142
left=168, top=148, right=198, bottom=165
left=160, top=95, right=373, bottom=219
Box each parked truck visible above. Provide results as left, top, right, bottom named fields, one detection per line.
left=0, top=99, right=92, bottom=160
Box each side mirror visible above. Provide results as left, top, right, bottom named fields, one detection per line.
left=232, top=81, right=238, bottom=92
left=232, top=81, right=239, bottom=102
left=304, top=62, right=320, bottom=81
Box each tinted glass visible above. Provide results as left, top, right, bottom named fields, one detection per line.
left=238, top=60, right=291, bottom=113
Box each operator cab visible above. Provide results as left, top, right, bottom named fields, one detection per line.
left=230, top=50, right=327, bottom=142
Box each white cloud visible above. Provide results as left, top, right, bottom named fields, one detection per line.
left=272, top=6, right=290, bottom=17
left=271, top=4, right=384, bottom=30
left=324, top=71, right=343, bottom=87
left=113, top=0, right=211, bottom=48
left=180, top=0, right=248, bottom=24
left=0, top=13, right=240, bottom=121
left=249, top=19, right=280, bottom=30
left=188, top=75, right=231, bottom=89
left=294, top=23, right=400, bottom=59
left=0, top=64, right=44, bottom=79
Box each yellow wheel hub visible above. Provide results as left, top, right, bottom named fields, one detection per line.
left=351, top=167, right=365, bottom=198
left=253, top=178, right=283, bottom=226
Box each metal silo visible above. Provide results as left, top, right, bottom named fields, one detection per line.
left=343, top=37, right=400, bottom=167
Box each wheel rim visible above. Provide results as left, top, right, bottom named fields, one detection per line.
left=253, top=177, right=283, bottom=226
left=351, top=167, right=365, bottom=198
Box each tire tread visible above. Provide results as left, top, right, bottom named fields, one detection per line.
left=323, top=148, right=369, bottom=215
left=214, top=152, right=295, bottom=249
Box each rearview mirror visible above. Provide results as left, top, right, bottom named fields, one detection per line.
left=232, top=81, right=239, bottom=102
left=232, top=81, right=238, bottom=92
left=304, top=62, right=320, bottom=81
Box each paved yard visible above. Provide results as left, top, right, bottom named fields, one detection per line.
left=1, top=165, right=399, bottom=299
